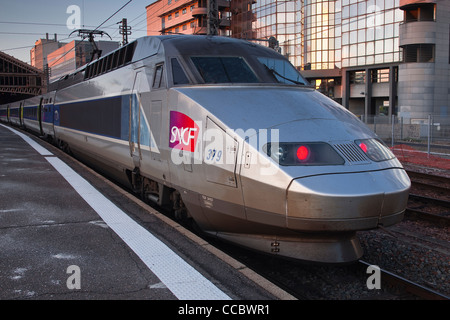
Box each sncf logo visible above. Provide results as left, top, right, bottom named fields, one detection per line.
left=169, top=111, right=199, bottom=152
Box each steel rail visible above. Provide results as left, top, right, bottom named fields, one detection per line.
left=406, top=170, right=450, bottom=188
left=359, top=260, right=449, bottom=300
left=408, top=194, right=450, bottom=208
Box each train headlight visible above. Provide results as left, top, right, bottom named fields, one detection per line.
left=264, top=142, right=344, bottom=166
left=272, top=146, right=286, bottom=162
left=355, top=138, right=395, bottom=162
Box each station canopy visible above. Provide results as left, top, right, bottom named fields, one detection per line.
left=0, top=51, right=45, bottom=104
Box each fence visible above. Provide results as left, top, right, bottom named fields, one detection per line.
left=361, top=114, right=450, bottom=170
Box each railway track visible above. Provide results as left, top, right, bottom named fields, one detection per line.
left=406, top=170, right=450, bottom=196
left=358, top=260, right=449, bottom=300
left=406, top=170, right=450, bottom=226
left=407, top=195, right=450, bottom=226
left=206, top=236, right=450, bottom=300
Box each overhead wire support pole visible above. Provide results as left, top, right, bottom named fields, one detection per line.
left=207, top=0, right=219, bottom=36
left=119, top=18, right=132, bottom=46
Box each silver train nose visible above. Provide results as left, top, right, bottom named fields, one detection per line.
left=286, top=168, right=411, bottom=232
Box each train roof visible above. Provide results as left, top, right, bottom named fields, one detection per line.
left=48, top=35, right=306, bottom=91
left=154, top=35, right=277, bottom=56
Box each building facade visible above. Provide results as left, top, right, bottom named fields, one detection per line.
left=398, top=0, right=450, bottom=120
left=301, top=0, right=404, bottom=120
left=146, top=0, right=231, bottom=36
left=255, top=0, right=449, bottom=121
left=30, top=33, right=63, bottom=72
left=244, top=0, right=303, bottom=68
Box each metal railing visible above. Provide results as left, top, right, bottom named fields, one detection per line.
left=360, top=114, right=450, bottom=159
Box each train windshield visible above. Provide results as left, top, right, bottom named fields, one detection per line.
left=257, top=57, right=308, bottom=85
left=191, top=56, right=259, bottom=84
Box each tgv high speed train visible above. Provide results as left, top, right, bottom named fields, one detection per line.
left=0, top=35, right=410, bottom=263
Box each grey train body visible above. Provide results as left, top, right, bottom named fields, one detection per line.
left=0, top=35, right=410, bottom=263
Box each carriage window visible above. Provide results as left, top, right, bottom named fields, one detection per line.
left=191, top=56, right=258, bottom=84
left=171, top=58, right=189, bottom=85
left=153, top=64, right=165, bottom=88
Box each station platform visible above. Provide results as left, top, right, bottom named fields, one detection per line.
left=0, top=124, right=293, bottom=301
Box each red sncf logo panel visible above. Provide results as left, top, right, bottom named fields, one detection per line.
left=169, top=111, right=199, bottom=153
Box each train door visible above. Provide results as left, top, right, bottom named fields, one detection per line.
left=47, top=93, right=56, bottom=138
left=19, top=102, right=23, bottom=127
left=38, top=97, right=44, bottom=136
left=130, top=70, right=143, bottom=168
left=150, top=63, right=166, bottom=162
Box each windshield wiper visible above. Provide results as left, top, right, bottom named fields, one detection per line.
left=264, top=65, right=305, bottom=85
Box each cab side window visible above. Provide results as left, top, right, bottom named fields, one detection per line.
left=152, top=64, right=165, bottom=89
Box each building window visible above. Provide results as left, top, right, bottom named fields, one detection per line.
left=403, top=44, right=435, bottom=63
left=313, top=78, right=340, bottom=99
left=339, top=1, right=403, bottom=68
left=404, top=3, right=435, bottom=22
left=350, top=71, right=365, bottom=84
left=182, top=8, right=186, bottom=14
left=371, top=69, right=390, bottom=83
left=404, top=7, right=419, bottom=22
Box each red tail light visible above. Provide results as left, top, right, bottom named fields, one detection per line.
left=359, top=142, right=368, bottom=153
left=296, top=145, right=310, bottom=161
left=355, top=139, right=395, bottom=162
left=264, top=142, right=344, bottom=166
